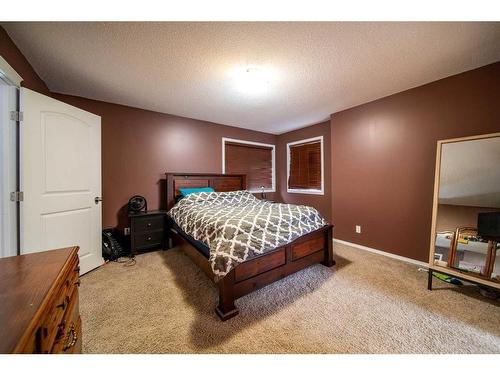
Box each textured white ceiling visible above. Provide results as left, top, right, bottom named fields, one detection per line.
left=3, top=22, right=500, bottom=134
left=439, top=136, right=500, bottom=208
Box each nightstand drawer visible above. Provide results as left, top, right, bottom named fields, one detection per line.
left=133, top=215, right=164, bottom=233
left=133, top=230, right=164, bottom=249
left=129, top=210, right=167, bottom=254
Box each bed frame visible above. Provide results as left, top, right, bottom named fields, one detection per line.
left=166, top=173, right=334, bottom=321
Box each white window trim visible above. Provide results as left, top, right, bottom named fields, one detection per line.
left=222, top=137, right=276, bottom=193
left=286, top=135, right=324, bottom=195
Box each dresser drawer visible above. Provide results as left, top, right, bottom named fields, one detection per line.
left=39, top=256, right=80, bottom=353
left=0, top=247, right=81, bottom=354
left=63, top=316, right=82, bottom=354
left=132, top=215, right=165, bottom=233
left=51, top=287, right=80, bottom=354
left=133, top=230, right=164, bottom=249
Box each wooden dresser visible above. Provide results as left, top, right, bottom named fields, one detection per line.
left=0, top=247, right=82, bottom=354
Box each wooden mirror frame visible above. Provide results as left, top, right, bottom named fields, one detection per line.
left=429, top=132, right=500, bottom=290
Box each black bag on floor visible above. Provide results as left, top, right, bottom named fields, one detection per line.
left=102, top=229, right=126, bottom=261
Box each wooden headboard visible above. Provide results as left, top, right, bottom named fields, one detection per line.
left=166, top=173, right=247, bottom=210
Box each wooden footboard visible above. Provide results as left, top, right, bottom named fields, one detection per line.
left=216, top=224, right=334, bottom=320
left=169, top=224, right=334, bottom=321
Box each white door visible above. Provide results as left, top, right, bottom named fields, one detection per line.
left=20, top=88, right=103, bottom=274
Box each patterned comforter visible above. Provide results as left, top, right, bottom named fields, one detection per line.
left=167, top=190, right=327, bottom=278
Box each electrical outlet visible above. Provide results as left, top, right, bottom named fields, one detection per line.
left=355, top=225, right=361, bottom=234
left=124, top=227, right=130, bottom=236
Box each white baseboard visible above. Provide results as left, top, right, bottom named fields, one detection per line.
left=333, top=238, right=428, bottom=268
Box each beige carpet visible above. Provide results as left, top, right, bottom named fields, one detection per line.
left=80, top=242, right=500, bottom=353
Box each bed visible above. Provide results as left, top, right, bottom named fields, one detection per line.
left=166, top=173, right=334, bottom=320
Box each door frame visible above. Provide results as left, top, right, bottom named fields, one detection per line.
left=0, top=55, right=22, bottom=257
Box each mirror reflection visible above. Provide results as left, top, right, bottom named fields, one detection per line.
left=434, top=135, right=500, bottom=282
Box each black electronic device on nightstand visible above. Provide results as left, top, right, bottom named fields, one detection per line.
left=128, top=210, right=167, bottom=255
left=128, top=195, right=148, bottom=214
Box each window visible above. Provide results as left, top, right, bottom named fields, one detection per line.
left=287, top=136, right=324, bottom=195
left=222, top=138, right=275, bottom=193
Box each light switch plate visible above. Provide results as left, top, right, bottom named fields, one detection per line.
left=124, top=227, right=130, bottom=236
left=355, top=225, right=361, bottom=234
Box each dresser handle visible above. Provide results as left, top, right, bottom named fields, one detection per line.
left=147, top=223, right=152, bottom=227
left=75, top=280, right=81, bottom=287
left=74, top=266, right=80, bottom=273
left=56, top=320, right=67, bottom=340
left=63, top=323, right=77, bottom=351
left=56, top=300, right=66, bottom=310
left=147, top=237, right=152, bottom=241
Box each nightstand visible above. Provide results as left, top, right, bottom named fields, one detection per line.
left=129, top=210, right=167, bottom=254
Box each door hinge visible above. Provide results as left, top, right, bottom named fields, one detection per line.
left=10, top=191, right=24, bottom=202
left=10, top=111, right=23, bottom=122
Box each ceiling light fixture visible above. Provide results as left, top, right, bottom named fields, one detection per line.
left=230, top=65, right=274, bottom=97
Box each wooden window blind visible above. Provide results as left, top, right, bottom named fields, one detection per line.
left=288, top=140, right=322, bottom=190
left=225, top=142, right=273, bottom=191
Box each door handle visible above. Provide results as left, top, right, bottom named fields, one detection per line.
left=94, top=196, right=103, bottom=204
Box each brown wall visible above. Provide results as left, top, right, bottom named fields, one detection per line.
left=331, top=62, right=500, bottom=262
left=276, top=121, right=332, bottom=223
left=51, top=94, right=278, bottom=229
left=0, top=26, right=50, bottom=95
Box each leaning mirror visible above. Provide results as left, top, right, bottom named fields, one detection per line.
left=429, top=132, right=500, bottom=289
